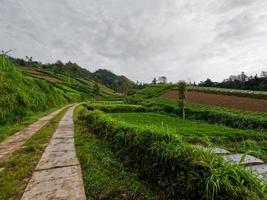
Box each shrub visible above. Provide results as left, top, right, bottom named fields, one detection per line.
left=77, top=109, right=266, bottom=200
left=142, top=102, right=267, bottom=131
left=93, top=104, right=147, bottom=113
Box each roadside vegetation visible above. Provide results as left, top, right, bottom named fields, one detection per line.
left=141, top=97, right=267, bottom=131
left=76, top=105, right=267, bottom=199
left=0, top=107, right=69, bottom=200
left=0, top=56, right=76, bottom=126
left=0, top=55, right=116, bottom=142
left=110, top=112, right=267, bottom=161
left=74, top=106, right=156, bottom=199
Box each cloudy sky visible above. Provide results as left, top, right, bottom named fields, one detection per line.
left=1, top=0, right=267, bottom=83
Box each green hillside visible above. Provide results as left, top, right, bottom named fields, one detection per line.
left=93, top=69, right=134, bottom=94
left=0, top=55, right=116, bottom=128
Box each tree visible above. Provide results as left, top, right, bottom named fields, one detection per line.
left=177, top=81, right=187, bottom=120
left=158, top=76, right=167, bottom=84
left=92, top=82, right=100, bottom=100
left=152, top=77, right=157, bottom=84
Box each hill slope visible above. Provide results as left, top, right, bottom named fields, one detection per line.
left=0, top=55, right=116, bottom=126
left=93, top=69, right=134, bottom=94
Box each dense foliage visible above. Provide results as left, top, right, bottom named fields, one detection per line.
left=111, top=112, right=267, bottom=161
left=142, top=100, right=267, bottom=131
left=94, top=69, right=134, bottom=94
left=0, top=56, right=78, bottom=125
left=77, top=108, right=266, bottom=200
left=84, top=103, right=147, bottom=113
left=199, top=76, right=267, bottom=91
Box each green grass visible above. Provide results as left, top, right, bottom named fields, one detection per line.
left=0, top=55, right=77, bottom=126
left=0, top=106, right=69, bottom=200
left=78, top=108, right=266, bottom=199
left=74, top=107, right=156, bottom=199
left=0, top=106, right=62, bottom=142
left=134, top=84, right=173, bottom=98
left=109, top=112, right=267, bottom=161
left=149, top=97, right=267, bottom=120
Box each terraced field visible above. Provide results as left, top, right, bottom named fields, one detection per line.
left=162, top=89, right=267, bottom=112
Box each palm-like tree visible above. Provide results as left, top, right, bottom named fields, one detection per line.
left=177, top=81, right=186, bottom=119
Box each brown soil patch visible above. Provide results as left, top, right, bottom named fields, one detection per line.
left=22, top=68, right=62, bottom=83
left=162, top=90, right=267, bottom=112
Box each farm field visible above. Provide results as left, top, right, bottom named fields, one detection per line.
left=77, top=104, right=267, bottom=199
left=162, top=89, right=267, bottom=112
left=109, top=112, right=267, bottom=161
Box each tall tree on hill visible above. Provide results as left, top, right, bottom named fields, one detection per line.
left=177, top=81, right=187, bottom=120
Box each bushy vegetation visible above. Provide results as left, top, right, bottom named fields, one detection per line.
left=77, top=107, right=266, bottom=200
left=0, top=56, right=77, bottom=126
left=110, top=112, right=267, bottom=161
left=74, top=108, right=156, bottom=199
left=198, top=74, right=267, bottom=91
left=89, top=103, right=147, bottom=113
left=143, top=98, right=267, bottom=131
left=94, top=69, right=134, bottom=94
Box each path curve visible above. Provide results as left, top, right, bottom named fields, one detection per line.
left=21, top=105, right=86, bottom=200
left=0, top=107, right=66, bottom=161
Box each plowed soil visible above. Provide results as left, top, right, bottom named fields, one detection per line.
left=162, top=90, right=267, bottom=112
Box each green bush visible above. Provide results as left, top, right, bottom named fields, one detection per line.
left=142, top=101, right=267, bottom=131
left=77, top=109, right=266, bottom=200
left=94, top=104, right=147, bottom=113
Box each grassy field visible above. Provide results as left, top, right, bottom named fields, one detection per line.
left=133, top=84, right=173, bottom=98
left=0, top=107, right=69, bottom=200
left=109, top=112, right=267, bottom=161
left=78, top=107, right=266, bottom=199
left=148, top=97, right=267, bottom=119
left=142, top=97, right=267, bottom=130
left=74, top=107, right=156, bottom=199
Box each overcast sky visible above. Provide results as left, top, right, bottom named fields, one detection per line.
left=1, top=0, right=267, bottom=83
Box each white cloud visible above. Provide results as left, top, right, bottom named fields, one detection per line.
left=0, top=0, right=267, bottom=83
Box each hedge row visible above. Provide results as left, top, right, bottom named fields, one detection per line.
left=83, top=103, right=147, bottom=113
left=142, top=102, right=267, bottom=131
left=77, top=108, right=266, bottom=200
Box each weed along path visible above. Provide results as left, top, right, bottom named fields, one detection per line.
left=21, top=105, right=86, bottom=200
left=0, top=107, right=67, bottom=161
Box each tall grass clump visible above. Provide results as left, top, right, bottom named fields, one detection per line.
left=77, top=108, right=267, bottom=200
left=0, top=55, right=77, bottom=125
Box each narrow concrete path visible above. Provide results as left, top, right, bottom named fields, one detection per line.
left=21, top=105, right=86, bottom=200
left=197, top=146, right=267, bottom=181
left=0, top=107, right=66, bottom=161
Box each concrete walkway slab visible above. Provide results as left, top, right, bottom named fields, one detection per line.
left=22, top=166, right=85, bottom=200
left=21, top=105, right=86, bottom=200
left=223, top=154, right=264, bottom=165
left=249, top=164, right=267, bottom=175
left=0, top=107, right=65, bottom=161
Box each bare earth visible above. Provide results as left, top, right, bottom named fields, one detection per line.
left=162, top=90, right=267, bottom=112
left=21, top=105, right=86, bottom=200
left=0, top=107, right=65, bottom=161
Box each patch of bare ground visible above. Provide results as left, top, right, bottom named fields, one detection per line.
left=21, top=68, right=62, bottom=83
left=162, top=90, right=267, bottom=112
